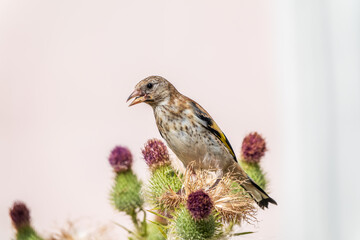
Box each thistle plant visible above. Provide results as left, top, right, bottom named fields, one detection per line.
left=142, top=139, right=182, bottom=212
left=240, top=132, right=268, bottom=190
left=8, top=132, right=273, bottom=240
left=141, top=133, right=271, bottom=239
left=109, top=146, right=143, bottom=214
left=108, top=146, right=148, bottom=239
left=9, top=201, right=43, bottom=240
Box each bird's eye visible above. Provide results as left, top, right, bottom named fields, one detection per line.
left=147, top=83, right=153, bottom=89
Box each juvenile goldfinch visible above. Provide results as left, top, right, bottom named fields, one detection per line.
left=127, top=76, right=277, bottom=209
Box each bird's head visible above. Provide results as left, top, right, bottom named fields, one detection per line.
left=127, top=76, right=175, bottom=107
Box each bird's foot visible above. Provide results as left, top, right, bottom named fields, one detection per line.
left=208, top=178, right=221, bottom=190
left=176, top=187, right=185, bottom=195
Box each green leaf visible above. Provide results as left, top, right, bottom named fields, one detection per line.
left=231, top=231, right=255, bottom=236
left=148, top=220, right=167, bottom=239
left=147, top=209, right=172, bottom=222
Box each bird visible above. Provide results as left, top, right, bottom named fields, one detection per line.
left=127, top=75, right=277, bottom=209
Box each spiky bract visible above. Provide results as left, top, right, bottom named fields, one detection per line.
left=240, top=161, right=267, bottom=190
left=144, top=165, right=182, bottom=210
left=111, top=170, right=143, bottom=214
left=174, top=208, right=219, bottom=240
left=16, top=226, right=43, bottom=240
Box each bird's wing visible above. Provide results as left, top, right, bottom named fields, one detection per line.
left=190, top=101, right=238, bottom=162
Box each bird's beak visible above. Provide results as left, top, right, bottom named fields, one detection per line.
left=127, top=89, right=146, bottom=106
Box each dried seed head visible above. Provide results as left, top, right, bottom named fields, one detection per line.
left=159, top=189, right=183, bottom=209
left=182, top=164, right=257, bottom=224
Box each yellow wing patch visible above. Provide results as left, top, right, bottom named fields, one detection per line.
left=208, top=120, right=237, bottom=162
left=190, top=101, right=238, bottom=162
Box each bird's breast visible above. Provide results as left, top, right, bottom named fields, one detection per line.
left=154, top=106, right=233, bottom=169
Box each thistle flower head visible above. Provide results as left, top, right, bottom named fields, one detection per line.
left=108, top=146, right=133, bottom=173
left=9, top=201, right=30, bottom=229
left=241, top=132, right=267, bottom=163
left=187, top=190, right=213, bottom=220
left=142, top=139, right=170, bottom=168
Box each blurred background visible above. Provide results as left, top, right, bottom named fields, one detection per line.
left=0, top=0, right=359, bottom=239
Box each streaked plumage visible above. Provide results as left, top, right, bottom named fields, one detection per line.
left=127, top=76, right=277, bottom=209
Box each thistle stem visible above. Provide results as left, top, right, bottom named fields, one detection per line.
left=141, top=208, right=147, bottom=237
left=130, top=209, right=140, bottom=230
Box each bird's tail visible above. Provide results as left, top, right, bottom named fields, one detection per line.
left=231, top=163, right=277, bottom=209
left=241, top=177, right=277, bottom=209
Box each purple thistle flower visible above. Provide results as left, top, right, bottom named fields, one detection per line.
left=187, top=190, right=213, bottom=220
left=9, top=201, right=30, bottom=229
left=241, top=132, right=267, bottom=163
left=109, top=146, right=133, bottom=173
left=142, top=139, right=170, bottom=168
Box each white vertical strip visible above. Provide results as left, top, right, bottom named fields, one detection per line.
left=275, top=0, right=304, bottom=240
left=329, top=1, right=360, bottom=239
left=274, top=0, right=360, bottom=239
left=294, top=1, right=334, bottom=240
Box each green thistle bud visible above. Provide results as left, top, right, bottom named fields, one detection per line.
left=111, top=170, right=143, bottom=214
left=174, top=208, right=219, bottom=240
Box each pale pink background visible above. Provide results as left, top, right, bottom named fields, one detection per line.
left=0, top=1, right=281, bottom=239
